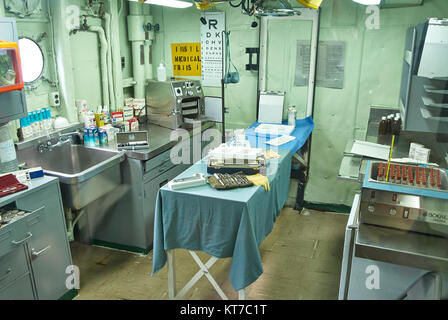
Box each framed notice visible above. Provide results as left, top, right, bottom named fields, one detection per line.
left=171, top=43, right=202, bottom=77
left=201, top=12, right=225, bottom=87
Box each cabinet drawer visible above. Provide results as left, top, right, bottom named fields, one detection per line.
left=0, top=246, right=28, bottom=289
left=24, top=206, right=47, bottom=234
left=0, top=226, right=15, bottom=258
left=0, top=272, right=34, bottom=300
left=144, top=150, right=173, bottom=173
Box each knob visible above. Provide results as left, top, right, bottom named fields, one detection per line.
left=188, top=91, right=194, bottom=96
left=389, top=208, right=397, bottom=216
left=367, top=205, right=375, bottom=213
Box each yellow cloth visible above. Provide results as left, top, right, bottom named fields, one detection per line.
left=264, top=150, right=281, bottom=160
left=246, top=174, right=270, bottom=191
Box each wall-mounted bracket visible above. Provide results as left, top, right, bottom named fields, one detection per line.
left=245, top=47, right=259, bottom=71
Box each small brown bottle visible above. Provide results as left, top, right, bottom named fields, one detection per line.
left=378, top=116, right=387, bottom=144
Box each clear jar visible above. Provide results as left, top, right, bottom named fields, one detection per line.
left=288, top=107, right=297, bottom=127
left=0, top=124, right=19, bottom=174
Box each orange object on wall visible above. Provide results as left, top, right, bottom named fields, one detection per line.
left=0, top=41, right=24, bottom=94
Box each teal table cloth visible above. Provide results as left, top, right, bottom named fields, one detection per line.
left=152, top=148, right=293, bottom=291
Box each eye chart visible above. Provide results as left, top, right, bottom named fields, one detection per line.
left=200, top=12, right=226, bottom=87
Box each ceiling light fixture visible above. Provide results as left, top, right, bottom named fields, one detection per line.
left=352, top=0, right=381, bottom=5
left=129, top=0, right=193, bottom=9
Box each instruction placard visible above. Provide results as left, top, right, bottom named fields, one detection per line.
left=171, top=43, right=202, bottom=77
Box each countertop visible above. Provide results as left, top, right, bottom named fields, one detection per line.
left=0, top=176, right=58, bottom=206
left=106, top=122, right=216, bottom=161
left=339, top=106, right=448, bottom=182
left=16, top=121, right=216, bottom=162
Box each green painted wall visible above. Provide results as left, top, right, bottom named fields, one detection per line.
left=1, top=0, right=132, bottom=135
left=151, top=4, right=260, bottom=129
left=151, top=0, right=448, bottom=205
left=2, top=0, right=447, bottom=205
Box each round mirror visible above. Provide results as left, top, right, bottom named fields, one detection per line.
left=18, top=38, right=44, bottom=83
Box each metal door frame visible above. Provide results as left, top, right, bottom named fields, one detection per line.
left=258, top=7, right=320, bottom=118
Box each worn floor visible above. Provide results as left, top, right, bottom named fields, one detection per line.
left=71, top=208, right=348, bottom=300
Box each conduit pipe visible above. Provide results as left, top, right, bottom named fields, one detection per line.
left=88, top=26, right=110, bottom=109
left=108, top=0, right=124, bottom=110
left=128, top=1, right=146, bottom=99
left=143, top=4, right=154, bottom=81
left=49, top=0, right=77, bottom=122
left=104, top=13, right=116, bottom=109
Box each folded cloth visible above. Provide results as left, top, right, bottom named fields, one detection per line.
left=246, top=173, right=270, bottom=191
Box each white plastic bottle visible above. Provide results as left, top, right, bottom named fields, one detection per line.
left=157, top=62, right=166, bottom=82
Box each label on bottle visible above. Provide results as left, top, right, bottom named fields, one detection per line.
left=0, top=140, right=17, bottom=163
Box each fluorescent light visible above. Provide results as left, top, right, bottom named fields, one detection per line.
left=129, top=0, right=193, bottom=8
left=352, top=0, right=381, bottom=5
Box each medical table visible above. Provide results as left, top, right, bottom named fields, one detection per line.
left=152, top=118, right=314, bottom=299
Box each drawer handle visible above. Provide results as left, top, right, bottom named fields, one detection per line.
left=11, top=232, right=33, bottom=245
left=160, top=180, right=168, bottom=188
left=31, top=245, right=51, bottom=258
left=29, top=206, right=46, bottom=215
left=0, top=268, right=12, bottom=282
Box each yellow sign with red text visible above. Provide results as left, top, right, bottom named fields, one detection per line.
left=171, top=43, right=201, bottom=77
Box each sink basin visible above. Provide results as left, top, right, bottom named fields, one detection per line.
left=17, top=144, right=125, bottom=210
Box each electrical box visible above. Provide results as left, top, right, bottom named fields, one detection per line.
left=0, top=18, right=28, bottom=124
left=49, top=91, right=60, bottom=107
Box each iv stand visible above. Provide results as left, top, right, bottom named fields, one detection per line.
left=221, top=30, right=227, bottom=144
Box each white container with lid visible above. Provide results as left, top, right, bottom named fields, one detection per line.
left=157, top=62, right=166, bottom=82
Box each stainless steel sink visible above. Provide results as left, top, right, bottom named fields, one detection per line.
left=17, top=144, right=125, bottom=210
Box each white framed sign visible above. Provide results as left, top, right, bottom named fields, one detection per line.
left=200, top=12, right=225, bottom=87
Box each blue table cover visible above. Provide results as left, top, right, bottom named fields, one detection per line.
left=152, top=148, right=292, bottom=291
left=152, top=117, right=314, bottom=291
left=245, top=117, right=314, bottom=154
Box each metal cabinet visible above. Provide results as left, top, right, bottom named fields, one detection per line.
left=0, top=178, right=73, bottom=300
left=16, top=183, right=73, bottom=300
left=339, top=194, right=448, bottom=300
left=89, top=149, right=189, bottom=254
left=0, top=273, right=35, bottom=300
left=0, top=18, right=28, bottom=124
left=142, top=163, right=190, bottom=244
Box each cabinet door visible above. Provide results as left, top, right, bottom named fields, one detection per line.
left=0, top=273, right=35, bottom=300
left=16, top=183, right=72, bottom=300
left=0, top=245, right=29, bottom=291
left=143, top=165, right=190, bottom=246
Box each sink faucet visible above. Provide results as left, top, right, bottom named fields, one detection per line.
left=37, top=132, right=82, bottom=153
left=59, top=132, right=83, bottom=143
left=38, top=139, right=70, bottom=153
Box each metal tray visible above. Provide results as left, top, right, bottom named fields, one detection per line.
left=368, top=161, right=448, bottom=192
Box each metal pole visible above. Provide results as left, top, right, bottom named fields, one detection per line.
left=221, top=30, right=226, bottom=143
